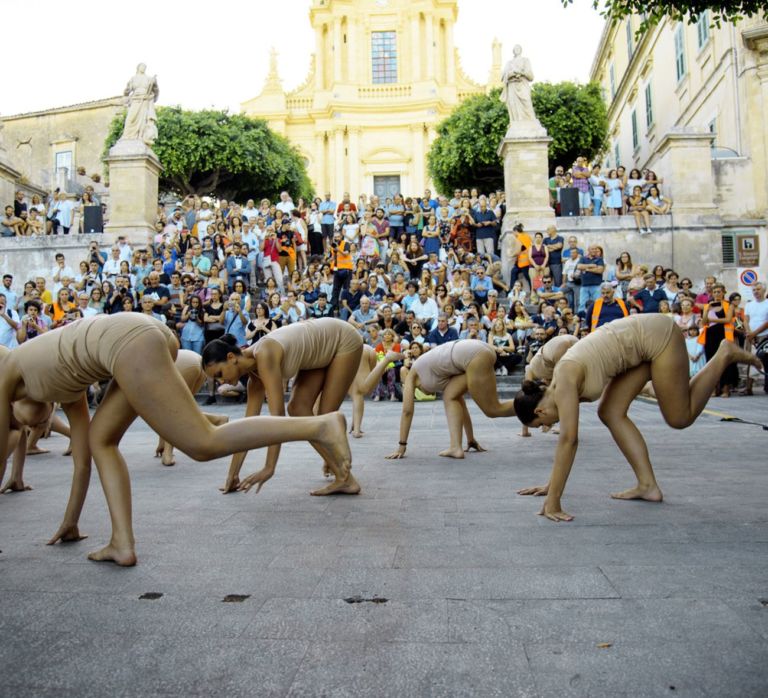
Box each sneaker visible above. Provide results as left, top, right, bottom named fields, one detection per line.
left=647, top=228, right=653, bottom=234
left=639, top=228, right=650, bottom=236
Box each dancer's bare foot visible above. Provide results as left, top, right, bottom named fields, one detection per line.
left=610, top=484, right=663, bottom=502
left=721, top=340, right=764, bottom=372
left=517, top=484, right=548, bottom=496
left=161, top=455, right=176, bottom=466
left=465, top=439, right=486, bottom=453
left=0, top=479, right=32, bottom=493
left=439, top=447, right=465, bottom=459
left=311, top=473, right=361, bottom=496
left=87, top=543, right=137, bottom=567
left=47, top=523, right=87, bottom=545
left=350, top=430, right=364, bottom=439
left=154, top=445, right=163, bottom=458
left=312, top=412, right=352, bottom=480
left=63, top=444, right=72, bottom=456
left=26, top=446, right=49, bottom=455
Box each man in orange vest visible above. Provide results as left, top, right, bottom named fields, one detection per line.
left=509, top=223, right=533, bottom=290
left=330, top=230, right=354, bottom=313
left=586, top=282, right=628, bottom=331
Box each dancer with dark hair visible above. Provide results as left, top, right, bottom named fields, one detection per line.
left=513, top=314, right=762, bottom=521
left=203, top=318, right=364, bottom=495
left=386, top=339, right=516, bottom=460
left=0, top=314, right=352, bottom=566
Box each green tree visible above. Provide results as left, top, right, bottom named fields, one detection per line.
left=427, top=83, right=608, bottom=194
left=565, top=0, right=768, bottom=35
left=103, top=107, right=311, bottom=201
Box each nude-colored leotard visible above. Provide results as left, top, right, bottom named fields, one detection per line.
left=412, top=339, right=495, bottom=394
left=556, top=314, right=676, bottom=402
left=527, top=334, right=578, bottom=383
left=266, top=318, right=363, bottom=380
left=11, top=314, right=175, bottom=404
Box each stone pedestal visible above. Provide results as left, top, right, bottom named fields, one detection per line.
left=104, top=139, right=161, bottom=244
left=655, top=129, right=718, bottom=214
left=497, top=133, right=554, bottom=281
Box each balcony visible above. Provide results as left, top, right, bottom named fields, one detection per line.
left=357, top=85, right=412, bottom=100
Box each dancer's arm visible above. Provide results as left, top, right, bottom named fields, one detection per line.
left=540, top=379, right=581, bottom=522
left=48, top=395, right=91, bottom=544
left=238, top=351, right=287, bottom=493
left=385, top=370, right=417, bottom=459
left=221, top=376, right=265, bottom=493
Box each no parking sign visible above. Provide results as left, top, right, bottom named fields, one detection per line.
left=738, top=268, right=759, bottom=299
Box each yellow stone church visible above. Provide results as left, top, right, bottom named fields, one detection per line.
left=241, top=0, right=501, bottom=199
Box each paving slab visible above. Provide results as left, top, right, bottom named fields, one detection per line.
left=1, top=397, right=767, bottom=696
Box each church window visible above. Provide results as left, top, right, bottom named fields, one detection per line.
left=631, top=110, right=638, bottom=150
left=626, top=20, right=634, bottom=61
left=644, top=83, right=653, bottom=128
left=674, top=25, right=687, bottom=82
left=372, top=31, right=397, bottom=84
left=696, top=11, right=710, bottom=50
left=609, top=64, right=616, bottom=99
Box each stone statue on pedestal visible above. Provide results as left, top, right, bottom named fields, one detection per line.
left=120, top=63, right=159, bottom=146
left=501, top=45, right=542, bottom=133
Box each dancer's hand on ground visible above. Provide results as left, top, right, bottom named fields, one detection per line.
left=385, top=445, right=407, bottom=459
left=0, top=479, right=32, bottom=494
left=47, top=523, right=87, bottom=545
left=219, top=476, right=240, bottom=494
left=238, top=467, right=275, bottom=494
left=538, top=499, right=574, bottom=522
left=517, top=484, right=549, bottom=496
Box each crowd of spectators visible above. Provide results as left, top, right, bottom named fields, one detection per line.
left=1, top=180, right=765, bottom=401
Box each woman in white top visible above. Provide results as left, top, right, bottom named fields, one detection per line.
left=588, top=165, right=606, bottom=216
left=196, top=201, right=214, bottom=238
left=341, top=213, right=360, bottom=245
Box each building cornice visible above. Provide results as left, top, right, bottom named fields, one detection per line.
left=5, top=96, right=123, bottom=120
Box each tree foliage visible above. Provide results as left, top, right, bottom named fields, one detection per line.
left=427, top=83, right=608, bottom=194
left=565, top=0, right=768, bottom=36
left=103, top=107, right=311, bottom=201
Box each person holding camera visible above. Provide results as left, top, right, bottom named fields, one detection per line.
left=179, top=295, right=206, bottom=354
left=330, top=231, right=354, bottom=313
left=47, top=288, right=80, bottom=329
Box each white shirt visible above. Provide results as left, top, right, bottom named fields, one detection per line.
left=746, top=298, right=768, bottom=338
left=51, top=265, right=75, bottom=292
left=102, top=258, right=122, bottom=279
left=410, top=297, right=439, bottom=325
left=56, top=199, right=76, bottom=227
left=242, top=207, right=260, bottom=223
left=0, top=307, right=20, bottom=348
left=276, top=200, right=294, bottom=215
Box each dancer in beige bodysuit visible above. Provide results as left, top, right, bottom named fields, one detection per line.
left=203, top=318, right=364, bottom=495
left=0, top=314, right=352, bottom=566
left=386, top=339, right=517, bottom=460
left=514, top=314, right=763, bottom=522
left=348, top=344, right=405, bottom=438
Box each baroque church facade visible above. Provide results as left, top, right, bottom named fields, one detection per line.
left=241, top=0, right=501, bottom=198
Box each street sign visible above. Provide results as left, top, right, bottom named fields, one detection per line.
left=736, top=233, right=760, bottom=267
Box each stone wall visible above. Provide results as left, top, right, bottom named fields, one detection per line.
left=713, top=157, right=759, bottom=219
left=0, top=235, right=105, bottom=285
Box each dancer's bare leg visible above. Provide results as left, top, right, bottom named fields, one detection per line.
left=0, top=428, right=25, bottom=492
left=349, top=347, right=394, bottom=438
left=87, top=334, right=354, bottom=565
left=597, top=364, right=663, bottom=502
left=159, top=412, right=229, bottom=466
left=466, top=353, right=517, bottom=419
left=461, top=397, right=487, bottom=452
left=652, top=335, right=761, bottom=429
left=25, top=424, right=49, bottom=455
left=439, top=375, right=468, bottom=459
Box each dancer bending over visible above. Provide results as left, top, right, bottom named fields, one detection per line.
left=0, top=314, right=352, bottom=566
left=386, top=339, right=516, bottom=459
left=348, top=344, right=404, bottom=438
left=514, top=314, right=762, bottom=521
left=203, top=318, right=363, bottom=495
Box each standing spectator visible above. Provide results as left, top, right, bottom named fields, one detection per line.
left=548, top=165, right=565, bottom=214
left=529, top=232, right=550, bottom=296
left=700, top=282, right=738, bottom=397
left=571, top=156, right=591, bottom=215
left=387, top=194, right=406, bottom=243
left=543, top=225, right=564, bottom=286
left=275, top=191, right=294, bottom=215
left=330, top=230, right=354, bottom=312
left=629, top=274, right=667, bottom=313
left=604, top=169, right=624, bottom=215
left=0, top=293, right=21, bottom=348
left=471, top=198, right=498, bottom=257
left=509, top=224, right=532, bottom=291
left=0, top=274, right=18, bottom=310
left=55, top=193, right=76, bottom=234
left=589, top=165, right=606, bottom=216
left=51, top=253, right=75, bottom=293
left=225, top=242, right=250, bottom=291
left=319, top=193, right=336, bottom=254
left=745, top=282, right=768, bottom=388
left=695, top=276, right=716, bottom=312
left=576, top=245, right=605, bottom=313
left=307, top=200, right=324, bottom=256
left=14, top=190, right=27, bottom=217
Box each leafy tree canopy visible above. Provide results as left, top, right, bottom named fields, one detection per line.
left=104, top=107, right=311, bottom=202
left=427, top=83, right=608, bottom=194
left=565, top=0, right=768, bottom=36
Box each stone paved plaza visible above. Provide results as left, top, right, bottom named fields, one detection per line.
left=1, top=395, right=767, bottom=697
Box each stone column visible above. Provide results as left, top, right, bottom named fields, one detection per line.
left=742, top=25, right=768, bottom=214
left=497, top=130, right=554, bottom=282
left=333, top=129, right=345, bottom=195
left=332, top=19, right=342, bottom=86
left=425, top=19, right=435, bottom=80
left=655, top=129, right=717, bottom=214
left=410, top=15, right=421, bottom=82
left=104, top=140, right=161, bottom=244
left=348, top=128, right=361, bottom=196
left=411, top=125, right=425, bottom=193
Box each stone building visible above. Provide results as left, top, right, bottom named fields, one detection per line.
left=241, top=0, right=500, bottom=198
left=587, top=13, right=768, bottom=282
left=2, top=97, right=123, bottom=197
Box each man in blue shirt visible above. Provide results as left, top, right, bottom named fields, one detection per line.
left=586, top=283, right=629, bottom=330
left=543, top=225, right=565, bottom=286
left=470, top=265, right=493, bottom=304
left=319, top=192, right=336, bottom=254
left=630, top=274, right=668, bottom=313
left=427, top=314, right=459, bottom=346
left=471, top=200, right=499, bottom=257
left=576, top=245, right=605, bottom=313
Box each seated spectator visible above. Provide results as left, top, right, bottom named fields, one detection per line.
left=488, top=317, right=521, bottom=375
left=372, top=329, right=403, bottom=402
left=349, top=296, right=378, bottom=338
left=645, top=185, right=672, bottom=215
left=630, top=273, right=668, bottom=313
left=537, top=275, right=565, bottom=306
left=586, top=282, right=629, bottom=331
left=426, top=313, right=459, bottom=346
left=470, top=265, right=493, bottom=305
left=410, top=287, right=439, bottom=330
left=627, top=185, right=652, bottom=235
left=459, top=315, right=487, bottom=342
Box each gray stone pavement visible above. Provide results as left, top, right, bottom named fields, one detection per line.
left=1, top=395, right=767, bottom=697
